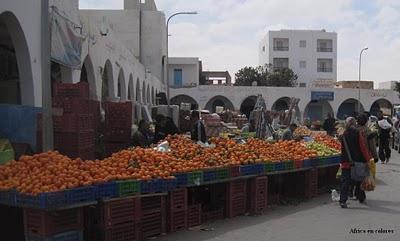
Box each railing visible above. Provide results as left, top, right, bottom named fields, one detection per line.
left=317, top=67, right=333, bottom=72
left=317, top=47, right=333, bottom=52
left=273, top=67, right=288, bottom=72
left=273, top=46, right=289, bottom=51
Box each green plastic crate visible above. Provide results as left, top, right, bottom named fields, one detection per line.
left=283, top=160, right=294, bottom=170
left=216, top=168, right=229, bottom=180
left=264, top=162, right=275, bottom=173
left=318, top=158, right=327, bottom=166
left=117, top=180, right=140, bottom=197
left=188, top=171, right=203, bottom=186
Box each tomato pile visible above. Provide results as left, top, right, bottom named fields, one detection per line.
left=0, top=135, right=341, bottom=195
left=313, top=134, right=341, bottom=151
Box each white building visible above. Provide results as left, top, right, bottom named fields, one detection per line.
left=168, top=57, right=200, bottom=88
left=259, top=29, right=337, bottom=87
left=379, top=81, right=398, bottom=90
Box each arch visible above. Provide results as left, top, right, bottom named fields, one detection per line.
left=146, top=85, right=150, bottom=105
left=337, top=98, right=364, bottom=120
left=102, top=59, right=114, bottom=102
left=170, top=95, right=199, bottom=110
left=142, top=81, right=146, bottom=103
left=117, top=68, right=127, bottom=101
left=205, top=95, right=235, bottom=113
left=151, top=87, right=155, bottom=105
left=136, top=78, right=141, bottom=102
left=240, top=96, right=258, bottom=118
left=128, top=74, right=134, bottom=101
left=0, top=11, right=34, bottom=105
left=370, top=98, right=393, bottom=117
left=272, top=97, right=301, bottom=120
left=80, top=55, right=96, bottom=99
left=304, top=100, right=334, bottom=121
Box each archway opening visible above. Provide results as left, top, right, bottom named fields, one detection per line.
left=337, top=98, right=364, bottom=120
left=81, top=55, right=96, bottom=99
left=142, top=81, right=146, bottom=104
left=102, top=60, right=113, bottom=102
left=151, top=87, right=155, bottom=105
left=171, top=95, right=199, bottom=110
left=304, top=100, right=334, bottom=121
left=136, top=78, right=141, bottom=102
left=370, top=99, right=393, bottom=117
left=240, top=96, right=257, bottom=118
left=117, top=69, right=126, bottom=101
left=128, top=75, right=134, bottom=101
left=205, top=96, right=235, bottom=113
left=272, top=97, right=301, bottom=120
left=147, top=85, right=150, bottom=105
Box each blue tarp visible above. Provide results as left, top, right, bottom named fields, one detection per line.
left=0, top=105, right=42, bottom=152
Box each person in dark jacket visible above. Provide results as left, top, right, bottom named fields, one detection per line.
left=132, top=120, right=153, bottom=147
left=190, top=111, right=207, bottom=143
left=165, top=117, right=179, bottom=136
left=323, top=113, right=336, bottom=136
left=153, top=114, right=167, bottom=144
left=377, top=111, right=392, bottom=163
left=339, top=117, right=371, bottom=208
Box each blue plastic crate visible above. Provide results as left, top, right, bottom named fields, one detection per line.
left=329, top=155, right=341, bottom=164
left=141, top=179, right=164, bottom=194
left=0, top=190, right=16, bottom=206
left=203, top=169, right=218, bottom=183
left=173, top=173, right=188, bottom=187
left=65, top=186, right=95, bottom=205
left=95, top=182, right=118, bottom=199
left=16, top=191, right=67, bottom=209
left=26, top=230, right=83, bottom=241
left=253, top=164, right=265, bottom=174
left=275, top=162, right=285, bottom=171
left=303, top=159, right=318, bottom=168
left=162, top=179, right=177, bottom=192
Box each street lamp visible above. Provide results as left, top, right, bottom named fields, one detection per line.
left=166, top=11, right=198, bottom=105
left=358, top=47, right=368, bottom=113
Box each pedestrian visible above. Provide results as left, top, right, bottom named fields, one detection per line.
left=377, top=111, right=392, bottom=163
left=339, top=117, right=372, bottom=208
left=282, top=123, right=297, bottom=141
left=241, top=119, right=256, bottom=133
left=323, top=113, right=336, bottom=136
left=132, top=120, right=153, bottom=147
left=165, top=117, right=180, bottom=136
left=190, top=110, right=207, bottom=143
left=357, top=113, right=379, bottom=163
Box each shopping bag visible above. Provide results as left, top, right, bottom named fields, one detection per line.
left=368, top=159, right=376, bottom=179
left=336, top=167, right=342, bottom=179
left=361, top=176, right=375, bottom=191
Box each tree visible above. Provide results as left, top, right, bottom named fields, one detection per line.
left=234, top=64, right=297, bottom=87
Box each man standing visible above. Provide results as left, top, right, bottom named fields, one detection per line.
left=377, top=111, right=392, bottom=163
left=282, top=123, right=297, bottom=141
left=323, top=113, right=336, bottom=136
left=191, top=111, right=207, bottom=143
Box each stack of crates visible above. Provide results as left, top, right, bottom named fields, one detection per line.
left=167, top=188, right=188, bottom=232
left=140, top=195, right=167, bottom=239
left=52, top=82, right=96, bottom=160
left=23, top=208, right=84, bottom=241
left=103, top=102, right=132, bottom=157
left=187, top=204, right=201, bottom=228
left=226, top=180, right=247, bottom=218
left=248, top=176, right=268, bottom=214
left=305, top=168, right=318, bottom=198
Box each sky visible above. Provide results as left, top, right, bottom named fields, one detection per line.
left=79, top=0, right=400, bottom=84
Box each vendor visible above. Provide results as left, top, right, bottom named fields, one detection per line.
left=191, top=111, right=207, bottom=143
left=241, top=119, right=256, bottom=133
left=132, top=120, right=153, bottom=147
left=282, top=123, right=298, bottom=140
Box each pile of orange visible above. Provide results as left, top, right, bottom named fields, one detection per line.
left=313, top=134, right=341, bottom=151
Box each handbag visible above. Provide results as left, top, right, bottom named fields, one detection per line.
left=342, top=135, right=369, bottom=181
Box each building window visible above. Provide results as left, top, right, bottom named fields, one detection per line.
left=273, top=58, right=289, bottom=71
left=317, top=39, right=333, bottom=52
left=299, top=83, right=307, bottom=87
left=300, top=60, right=307, bottom=69
left=273, top=38, right=289, bottom=51
left=262, top=46, right=265, bottom=52
left=300, top=40, right=306, bottom=48
left=317, top=59, right=333, bottom=72
left=174, top=69, right=183, bottom=87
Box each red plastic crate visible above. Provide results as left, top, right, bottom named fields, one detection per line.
left=226, top=196, right=246, bottom=218
left=168, top=188, right=188, bottom=212
left=201, top=209, right=224, bottom=223
left=248, top=177, right=268, bottom=214
left=105, top=142, right=130, bottom=157
left=305, top=168, right=318, bottom=198
left=168, top=210, right=187, bottom=232
left=227, top=179, right=247, bottom=200
left=104, top=102, right=132, bottom=129
left=53, top=114, right=94, bottom=132
left=57, top=146, right=95, bottom=160
left=54, top=130, right=95, bottom=150
left=140, top=211, right=166, bottom=239
left=103, top=221, right=139, bottom=241
left=104, top=129, right=132, bottom=143
left=53, top=82, right=89, bottom=99
left=101, top=198, right=141, bottom=228
left=294, top=160, right=303, bottom=169
left=53, top=97, right=92, bottom=115
left=187, top=204, right=201, bottom=227
left=228, top=166, right=240, bottom=178
left=24, top=208, right=83, bottom=238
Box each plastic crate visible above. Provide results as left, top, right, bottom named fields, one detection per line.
left=328, top=155, right=341, bottom=165
left=24, top=208, right=83, bottom=238
left=117, top=180, right=140, bottom=197
left=240, top=164, right=264, bottom=176
left=0, top=190, right=16, bottom=206
left=96, top=182, right=118, bottom=199
left=216, top=168, right=229, bottom=180
left=248, top=177, right=268, bottom=214
left=163, top=179, right=178, bottom=192
left=168, top=188, right=187, bottom=211
left=26, top=230, right=83, bottom=241
left=228, top=166, right=240, bottom=178
left=294, top=160, right=303, bottom=169
left=168, top=210, right=187, bottom=232
left=104, top=102, right=132, bottom=129
left=226, top=195, right=246, bottom=218
left=187, top=204, right=201, bottom=227
left=141, top=195, right=166, bottom=215
left=264, top=162, right=275, bottom=173
left=227, top=179, right=247, bottom=200
left=187, top=171, right=203, bottom=186
left=203, top=169, right=217, bottom=183
left=53, top=82, right=89, bottom=99
left=52, top=98, right=92, bottom=115
left=274, top=162, right=285, bottom=171
left=283, top=161, right=294, bottom=170
left=201, top=209, right=224, bottom=223
left=65, top=186, right=96, bottom=205
left=303, top=159, right=318, bottom=168
left=173, top=173, right=188, bottom=187
left=53, top=114, right=94, bottom=132
left=16, top=191, right=67, bottom=209
left=104, top=129, right=132, bottom=143
left=103, top=222, right=138, bottom=241
left=140, top=211, right=166, bottom=239
left=140, top=180, right=163, bottom=194
left=54, top=131, right=95, bottom=150
left=101, top=197, right=141, bottom=227
left=105, top=142, right=130, bottom=157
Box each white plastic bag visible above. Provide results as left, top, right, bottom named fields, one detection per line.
left=331, top=189, right=340, bottom=202
left=154, top=141, right=171, bottom=152
left=378, top=119, right=392, bottom=130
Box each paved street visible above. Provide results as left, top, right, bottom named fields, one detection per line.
left=158, top=152, right=400, bottom=241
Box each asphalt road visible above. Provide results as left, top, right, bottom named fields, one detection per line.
left=157, top=151, right=400, bottom=241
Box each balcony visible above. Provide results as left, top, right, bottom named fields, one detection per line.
left=317, top=47, right=333, bottom=52
left=273, top=46, right=289, bottom=51
left=317, top=67, right=333, bottom=73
